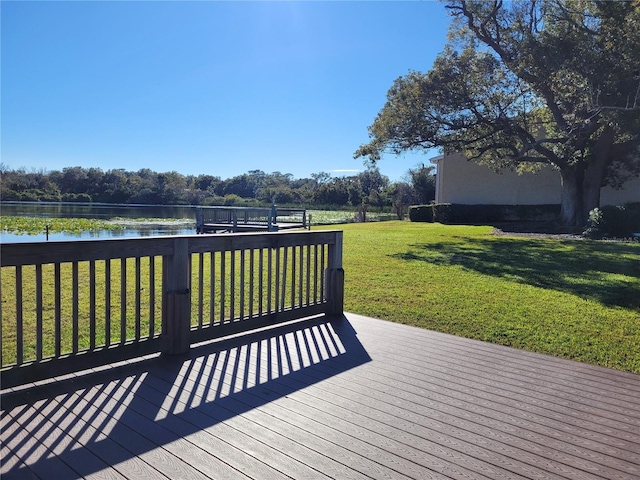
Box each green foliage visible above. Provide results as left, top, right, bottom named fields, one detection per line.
left=61, top=192, right=92, bottom=202
left=584, top=205, right=640, bottom=239
left=407, top=163, right=436, bottom=204
left=1, top=165, right=404, bottom=209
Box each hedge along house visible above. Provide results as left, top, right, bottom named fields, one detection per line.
left=430, top=153, right=640, bottom=219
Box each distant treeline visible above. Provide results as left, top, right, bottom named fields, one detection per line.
left=0, top=165, right=435, bottom=216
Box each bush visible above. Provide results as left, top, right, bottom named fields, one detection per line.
left=62, top=193, right=92, bottom=203
left=408, top=203, right=454, bottom=223
left=584, top=205, right=640, bottom=238
left=0, top=189, right=21, bottom=201
left=408, top=205, right=433, bottom=222
left=409, top=203, right=560, bottom=224
left=432, top=203, right=453, bottom=223
left=443, top=204, right=559, bottom=223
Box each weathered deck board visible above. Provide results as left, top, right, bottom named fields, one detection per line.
left=2, top=313, right=639, bottom=479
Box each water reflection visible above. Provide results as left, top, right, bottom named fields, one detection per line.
left=0, top=201, right=196, bottom=220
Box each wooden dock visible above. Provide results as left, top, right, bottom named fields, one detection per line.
left=195, top=206, right=309, bottom=234
left=2, top=312, right=639, bottom=479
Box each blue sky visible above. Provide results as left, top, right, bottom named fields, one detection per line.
left=2, top=1, right=451, bottom=182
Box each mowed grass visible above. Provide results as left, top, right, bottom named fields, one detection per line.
left=339, top=221, right=640, bottom=373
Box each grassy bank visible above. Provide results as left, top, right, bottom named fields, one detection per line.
left=340, top=221, right=640, bottom=373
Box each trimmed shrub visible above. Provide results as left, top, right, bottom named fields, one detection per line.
left=432, top=203, right=453, bottom=223
left=408, top=205, right=433, bottom=222
left=407, top=203, right=455, bottom=223
left=409, top=203, right=560, bottom=224
left=444, top=204, right=559, bottom=223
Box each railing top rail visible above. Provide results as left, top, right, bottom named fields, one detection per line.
left=277, top=208, right=306, bottom=216
left=194, top=206, right=306, bottom=213
left=195, top=206, right=274, bottom=212
left=187, top=230, right=340, bottom=253
left=1, top=230, right=342, bottom=267
left=0, top=236, right=177, bottom=267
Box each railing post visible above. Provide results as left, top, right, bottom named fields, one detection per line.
left=195, top=207, right=203, bottom=233
left=163, top=238, right=191, bottom=355
left=269, top=204, right=277, bottom=232
left=325, top=231, right=344, bottom=316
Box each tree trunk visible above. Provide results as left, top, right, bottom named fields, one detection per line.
left=582, top=127, right=615, bottom=222
left=581, top=156, right=608, bottom=224
left=581, top=175, right=602, bottom=224
left=559, top=166, right=583, bottom=226
left=560, top=160, right=610, bottom=228
left=559, top=128, right=614, bottom=227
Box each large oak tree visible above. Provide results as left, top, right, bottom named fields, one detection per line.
left=355, top=0, right=640, bottom=226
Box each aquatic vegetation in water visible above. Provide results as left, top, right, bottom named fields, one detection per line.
left=0, top=216, right=126, bottom=235
left=1, top=210, right=392, bottom=237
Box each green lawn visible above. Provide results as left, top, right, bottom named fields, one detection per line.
left=338, top=221, right=640, bottom=373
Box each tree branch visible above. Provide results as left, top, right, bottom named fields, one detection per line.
left=593, top=105, right=640, bottom=112
left=452, top=0, right=571, bottom=132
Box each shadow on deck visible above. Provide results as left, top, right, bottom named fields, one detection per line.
left=1, top=315, right=370, bottom=479
left=2, top=313, right=640, bottom=479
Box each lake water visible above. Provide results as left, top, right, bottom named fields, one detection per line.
left=1, top=202, right=198, bottom=243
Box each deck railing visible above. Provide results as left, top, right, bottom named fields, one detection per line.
left=0, top=230, right=343, bottom=388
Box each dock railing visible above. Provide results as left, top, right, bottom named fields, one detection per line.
left=0, top=230, right=343, bottom=388
left=195, top=206, right=309, bottom=233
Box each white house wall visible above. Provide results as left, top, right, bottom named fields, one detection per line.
left=433, top=153, right=640, bottom=206
left=601, top=176, right=640, bottom=205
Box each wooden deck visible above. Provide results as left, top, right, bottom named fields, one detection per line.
left=2, top=312, right=639, bottom=479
